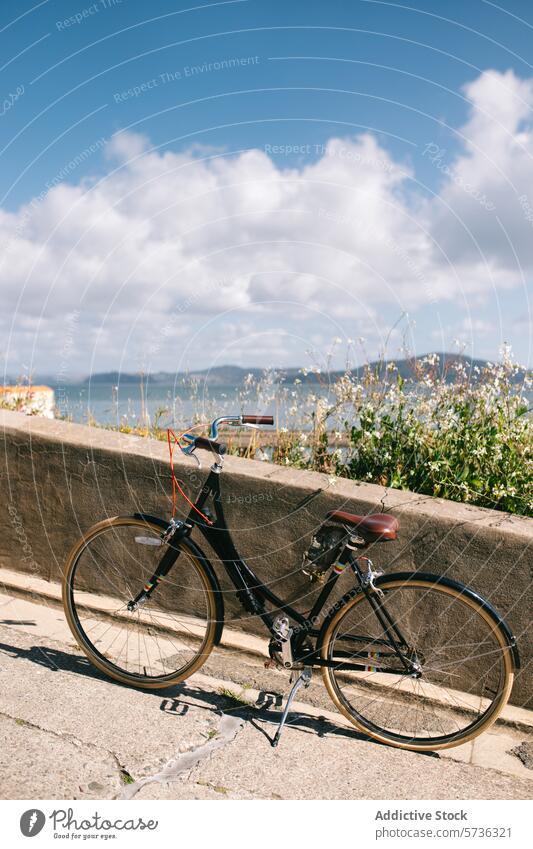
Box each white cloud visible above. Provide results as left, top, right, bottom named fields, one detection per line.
left=429, top=69, right=533, bottom=270
left=1, top=68, right=532, bottom=373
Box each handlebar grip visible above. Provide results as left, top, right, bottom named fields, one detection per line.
left=242, top=415, right=274, bottom=425
left=193, top=436, right=227, bottom=454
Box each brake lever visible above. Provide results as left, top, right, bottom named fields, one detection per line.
left=190, top=450, right=201, bottom=469
left=224, top=418, right=261, bottom=431
left=179, top=436, right=202, bottom=468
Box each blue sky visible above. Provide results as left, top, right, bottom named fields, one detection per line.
left=1, top=0, right=532, bottom=375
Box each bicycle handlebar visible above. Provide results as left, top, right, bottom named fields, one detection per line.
left=193, top=436, right=227, bottom=455
left=183, top=414, right=274, bottom=459
left=208, top=414, right=275, bottom=440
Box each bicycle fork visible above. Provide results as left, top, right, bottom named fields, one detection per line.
left=127, top=520, right=187, bottom=611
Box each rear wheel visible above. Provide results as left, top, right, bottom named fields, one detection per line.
left=319, top=575, right=515, bottom=750
left=62, top=516, right=218, bottom=688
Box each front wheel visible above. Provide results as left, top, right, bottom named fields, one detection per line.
left=319, top=574, right=515, bottom=751
left=62, top=516, right=219, bottom=689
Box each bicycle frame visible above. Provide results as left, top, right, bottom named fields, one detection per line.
left=154, top=464, right=418, bottom=674
left=186, top=467, right=336, bottom=637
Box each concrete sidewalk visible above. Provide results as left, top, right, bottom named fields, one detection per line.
left=0, top=589, right=532, bottom=800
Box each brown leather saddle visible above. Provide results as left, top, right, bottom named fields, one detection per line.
left=326, top=510, right=399, bottom=542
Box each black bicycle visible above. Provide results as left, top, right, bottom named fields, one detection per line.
left=62, top=414, right=519, bottom=751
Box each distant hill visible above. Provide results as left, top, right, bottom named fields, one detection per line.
left=78, top=353, right=529, bottom=387
left=81, top=371, right=140, bottom=384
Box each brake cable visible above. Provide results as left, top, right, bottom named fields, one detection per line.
left=166, top=427, right=213, bottom=525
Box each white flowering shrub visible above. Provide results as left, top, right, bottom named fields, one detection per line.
left=324, top=349, right=532, bottom=517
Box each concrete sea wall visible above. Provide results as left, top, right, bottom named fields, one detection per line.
left=0, top=409, right=531, bottom=706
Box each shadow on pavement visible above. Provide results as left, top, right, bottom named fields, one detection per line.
left=0, top=637, right=440, bottom=757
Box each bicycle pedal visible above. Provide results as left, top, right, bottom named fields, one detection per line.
left=256, top=690, right=283, bottom=709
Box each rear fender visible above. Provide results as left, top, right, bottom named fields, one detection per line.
left=317, top=571, right=520, bottom=670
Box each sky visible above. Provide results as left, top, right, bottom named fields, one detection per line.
left=0, top=0, right=532, bottom=378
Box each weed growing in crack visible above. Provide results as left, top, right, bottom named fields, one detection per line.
left=217, top=687, right=252, bottom=708
left=119, top=769, right=135, bottom=785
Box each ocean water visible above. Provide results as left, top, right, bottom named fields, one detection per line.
left=39, top=379, right=533, bottom=432
left=51, top=381, right=306, bottom=429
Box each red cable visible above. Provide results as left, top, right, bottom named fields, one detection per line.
left=167, top=427, right=213, bottom=525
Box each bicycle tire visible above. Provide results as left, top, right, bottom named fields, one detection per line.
left=62, top=516, right=219, bottom=689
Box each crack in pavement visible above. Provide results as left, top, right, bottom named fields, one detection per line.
left=1, top=710, right=133, bottom=792
left=1, top=709, right=104, bottom=752
left=119, top=714, right=246, bottom=800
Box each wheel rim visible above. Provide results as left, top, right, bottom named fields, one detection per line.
left=65, top=518, right=215, bottom=683
left=322, top=579, right=513, bottom=748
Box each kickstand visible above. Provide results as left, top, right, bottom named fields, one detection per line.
left=271, top=668, right=312, bottom=748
